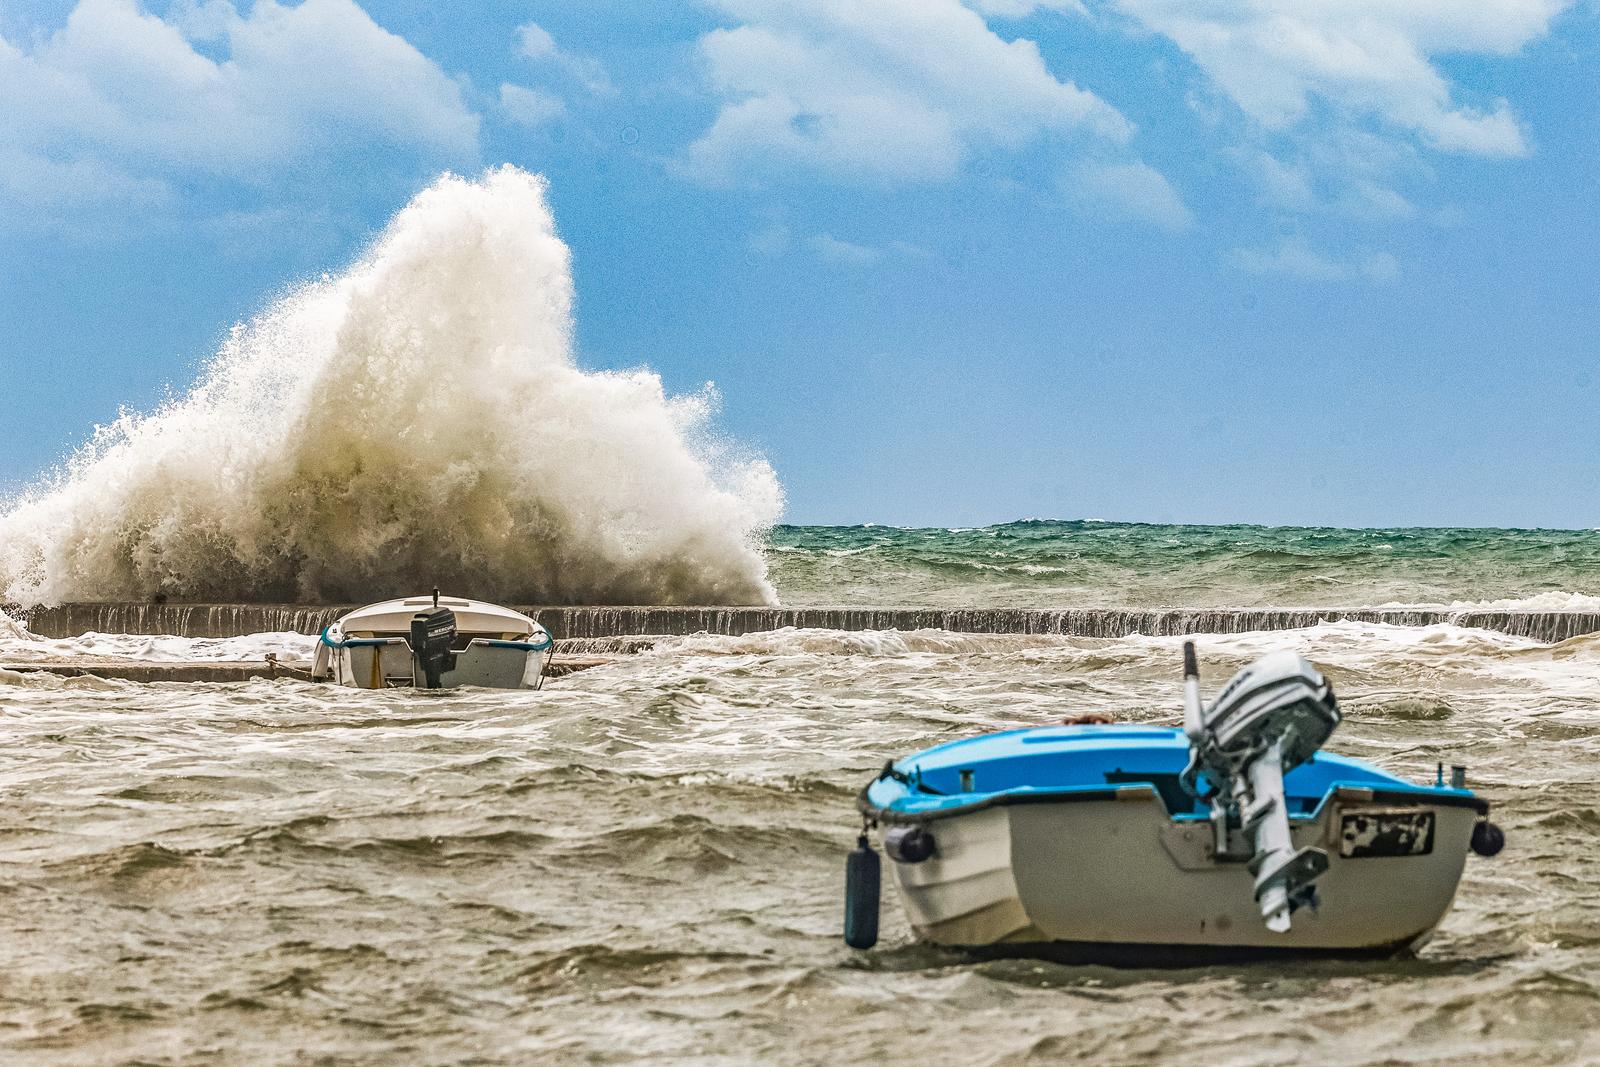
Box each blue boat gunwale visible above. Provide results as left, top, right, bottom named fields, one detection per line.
left=859, top=780, right=1489, bottom=826
left=320, top=626, right=405, bottom=650
left=858, top=724, right=1489, bottom=826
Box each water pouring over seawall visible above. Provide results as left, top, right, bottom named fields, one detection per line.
left=12, top=602, right=1600, bottom=643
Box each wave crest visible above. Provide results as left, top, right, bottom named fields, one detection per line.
left=0, top=167, right=782, bottom=606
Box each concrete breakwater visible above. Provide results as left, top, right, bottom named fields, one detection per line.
left=0, top=655, right=614, bottom=684
left=10, top=603, right=1600, bottom=643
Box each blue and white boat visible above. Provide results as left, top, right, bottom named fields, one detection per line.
left=846, top=644, right=1505, bottom=958
left=311, top=593, right=554, bottom=690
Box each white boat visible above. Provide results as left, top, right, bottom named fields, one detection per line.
left=845, top=643, right=1505, bottom=960
left=310, top=593, right=553, bottom=690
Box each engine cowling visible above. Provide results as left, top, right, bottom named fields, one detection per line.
left=410, top=607, right=458, bottom=689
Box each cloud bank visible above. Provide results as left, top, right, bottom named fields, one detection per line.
left=0, top=0, right=478, bottom=228
left=1114, top=0, right=1569, bottom=157
left=684, top=0, right=1132, bottom=184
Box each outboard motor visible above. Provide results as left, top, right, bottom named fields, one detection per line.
left=1180, top=643, right=1340, bottom=933
left=410, top=602, right=458, bottom=689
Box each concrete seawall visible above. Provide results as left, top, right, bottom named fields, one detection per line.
left=10, top=603, right=1600, bottom=643
left=0, top=655, right=613, bottom=684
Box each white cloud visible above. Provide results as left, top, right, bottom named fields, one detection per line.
left=1113, top=0, right=1570, bottom=157
left=1119, top=2, right=1571, bottom=224
left=1246, top=150, right=1316, bottom=211
left=1340, top=180, right=1416, bottom=221
left=1067, top=160, right=1193, bottom=230
left=1361, top=250, right=1400, bottom=281
left=1230, top=236, right=1398, bottom=282
left=1241, top=129, right=1429, bottom=222
left=514, top=20, right=614, bottom=97
left=0, top=147, right=173, bottom=214
left=515, top=22, right=560, bottom=61
left=500, top=83, right=566, bottom=128
left=965, top=0, right=1089, bottom=17
left=748, top=224, right=792, bottom=256
left=0, top=0, right=478, bottom=224
left=684, top=0, right=1131, bottom=184
left=0, top=144, right=177, bottom=239
left=1231, top=238, right=1343, bottom=279
left=751, top=227, right=928, bottom=265
left=807, top=233, right=883, bottom=265
left=201, top=203, right=348, bottom=262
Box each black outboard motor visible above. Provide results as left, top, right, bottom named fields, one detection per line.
left=410, top=605, right=458, bottom=689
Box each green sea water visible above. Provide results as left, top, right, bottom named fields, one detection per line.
left=765, top=521, right=1600, bottom=608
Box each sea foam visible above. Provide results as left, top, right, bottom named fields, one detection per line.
left=0, top=167, right=782, bottom=606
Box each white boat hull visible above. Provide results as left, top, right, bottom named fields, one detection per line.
left=320, top=639, right=550, bottom=691
left=889, top=788, right=1476, bottom=953
left=310, top=595, right=552, bottom=690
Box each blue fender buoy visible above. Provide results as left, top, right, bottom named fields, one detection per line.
left=844, top=833, right=880, bottom=949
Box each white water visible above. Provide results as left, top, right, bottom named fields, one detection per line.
left=1367, top=591, right=1600, bottom=613
left=0, top=608, right=314, bottom=665
left=0, top=167, right=782, bottom=607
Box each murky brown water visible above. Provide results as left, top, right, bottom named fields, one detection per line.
left=1, top=623, right=1596, bottom=1064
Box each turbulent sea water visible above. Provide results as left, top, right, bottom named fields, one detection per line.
left=766, top=521, right=1600, bottom=610
left=4, top=586, right=1600, bottom=1063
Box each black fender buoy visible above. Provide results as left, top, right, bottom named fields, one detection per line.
left=1471, top=820, right=1505, bottom=857
left=884, top=825, right=937, bottom=864
left=844, top=833, right=880, bottom=949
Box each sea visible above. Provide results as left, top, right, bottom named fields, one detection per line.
left=767, top=520, right=1600, bottom=610
left=2, top=170, right=1597, bottom=1063
left=3, top=520, right=1600, bottom=1064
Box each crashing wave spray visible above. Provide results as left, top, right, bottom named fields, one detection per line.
left=0, top=167, right=783, bottom=606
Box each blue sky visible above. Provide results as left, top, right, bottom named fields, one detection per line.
left=1, top=0, right=1596, bottom=527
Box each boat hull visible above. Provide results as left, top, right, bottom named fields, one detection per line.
left=889, top=789, right=1476, bottom=953
left=309, top=596, right=553, bottom=690
left=319, top=639, right=549, bottom=690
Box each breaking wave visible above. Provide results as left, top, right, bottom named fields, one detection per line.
left=0, top=167, right=782, bottom=606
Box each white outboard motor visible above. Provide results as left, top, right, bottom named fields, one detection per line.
left=1180, top=643, right=1341, bottom=932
